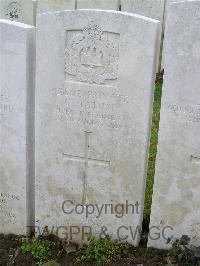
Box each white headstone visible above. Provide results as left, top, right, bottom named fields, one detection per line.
left=149, top=0, right=200, bottom=249
left=37, top=0, right=75, bottom=14
left=77, top=0, right=120, bottom=10
left=33, top=0, right=37, bottom=26
left=0, top=0, right=34, bottom=25
left=0, top=19, right=35, bottom=235
left=121, top=0, right=166, bottom=72
left=161, top=0, right=184, bottom=70
left=121, top=0, right=166, bottom=21
left=35, top=10, right=159, bottom=245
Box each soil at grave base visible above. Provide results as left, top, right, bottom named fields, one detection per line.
left=0, top=230, right=169, bottom=266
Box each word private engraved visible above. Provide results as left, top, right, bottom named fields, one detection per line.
left=165, top=101, right=200, bottom=123
left=5, top=1, right=23, bottom=21
left=65, top=21, right=119, bottom=85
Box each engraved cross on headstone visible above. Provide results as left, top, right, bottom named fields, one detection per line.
left=62, top=131, right=110, bottom=204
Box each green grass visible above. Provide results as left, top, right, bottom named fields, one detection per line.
left=144, top=81, right=163, bottom=218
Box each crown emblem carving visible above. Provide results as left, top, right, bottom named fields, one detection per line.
left=6, top=2, right=22, bottom=20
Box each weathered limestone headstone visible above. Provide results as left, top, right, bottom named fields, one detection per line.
left=0, top=0, right=34, bottom=25
left=33, top=0, right=37, bottom=26
left=77, top=0, right=120, bottom=10
left=37, top=0, right=75, bottom=14
left=121, top=0, right=166, bottom=20
left=149, top=0, right=200, bottom=249
left=35, top=10, right=159, bottom=245
left=0, top=19, right=35, bottom=235
left=121, top=0, right=166, bottom=72
left=161, top=0, right=184, bottom=70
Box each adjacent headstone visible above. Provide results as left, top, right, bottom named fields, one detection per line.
left=161, top=0, right=184, bottom=70
left=33, top=0, right=37, bottom=26
left=35, top=10, right=159, bottom=245
left=121, top=0, right=166, bottom=21
left=0, top=0, right=34, bottom=25
left=37, top=0, right=75, bottom=14
left=149, top=0, right=200, bottom=249
left=121, top=0, right=166, bottom=72
left=77, top=0, right=120, bottom=10
left=0, top=19, right=35, bottom=235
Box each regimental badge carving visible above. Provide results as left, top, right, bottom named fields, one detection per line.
left=5, top=1, right=22, bottom=21
left=65, top=21, right=119, bottom=85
